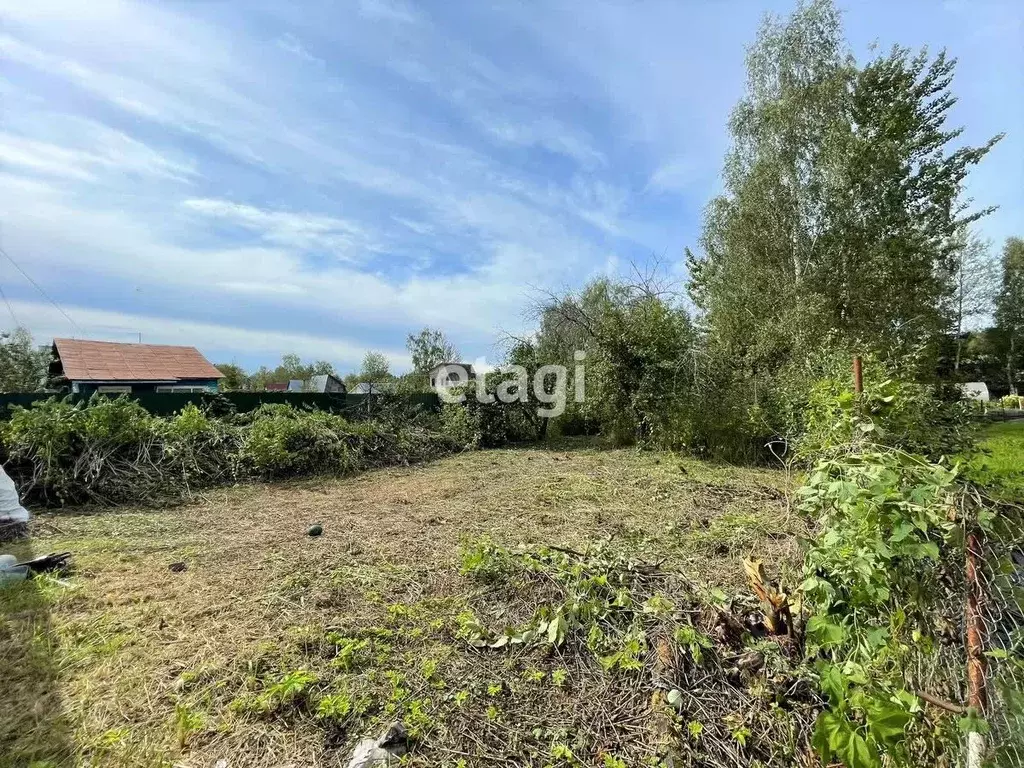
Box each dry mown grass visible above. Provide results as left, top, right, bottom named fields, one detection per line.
left=1, top=441, right=810, bottom=767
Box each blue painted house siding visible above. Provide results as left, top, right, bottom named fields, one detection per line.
left=72, top=379, right=220, bottom=395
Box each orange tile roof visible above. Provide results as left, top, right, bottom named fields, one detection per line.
left=53, top=338, right=223, bottom=383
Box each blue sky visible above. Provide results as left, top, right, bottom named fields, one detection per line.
left=0, top=0, right=1020, bottom=373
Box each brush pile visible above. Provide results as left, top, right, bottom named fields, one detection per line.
left=435, top=542, right=820, bottom=766
left=0, top=396, right=461, bottom=507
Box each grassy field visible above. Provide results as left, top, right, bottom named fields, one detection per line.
left=1, top=442, right=809, bottom=768
left=971, top=419, right=1024, bottom=501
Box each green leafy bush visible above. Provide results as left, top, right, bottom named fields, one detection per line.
left=439, top=402, right=479, bottom=448
left=163, top=404, right=240, bottom=487
left=237, top=404, right=362, bottom=479
left=438, top=378, right=542, bottom=449
left=1, top=395, right=169, bottom=504
left=796, top=358, right=976, bottom=462
left=798, top=448, right=965, bottom=768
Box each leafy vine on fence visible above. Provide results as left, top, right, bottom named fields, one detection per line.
left=798, top=448, right=966, bottom=767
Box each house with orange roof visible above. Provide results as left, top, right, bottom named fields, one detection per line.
left=49, top=338, right=224, bottom=395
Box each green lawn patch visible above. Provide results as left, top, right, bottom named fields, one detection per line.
left=970, top=419, right=1024, bottom=501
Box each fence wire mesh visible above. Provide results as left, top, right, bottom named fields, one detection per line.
left=865, top=487, right=1024, bottom=767
left=971, top=497, right=1024, bottom=768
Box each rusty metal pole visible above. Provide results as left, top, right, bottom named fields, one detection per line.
left=965, top=527, right=987, bottom=768
left=853, top=356, right=863, bottom=394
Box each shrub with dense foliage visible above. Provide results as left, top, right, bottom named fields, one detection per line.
left=790, top=375, right=1022, bottom=768
left=0, top=396, right=460, bottom=506
left=438, top=375, right=546, bottom=449
left=796, top=356, right=976, bottom=462
left=799, top=449, right=962, bottom=767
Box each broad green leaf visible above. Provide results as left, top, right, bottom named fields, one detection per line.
left=889, top=522, right=914, bottom=543
left=812, top=710, right=849, bottom=762
left=918, top=541, right=940, bottom=559
left=807, top=615, right=846, bottom=648
left=818, top=663, right=848, bottom=707
left=839, top=731, right=879, bottom=768
left=865, top=699, right=911, bottom=746
left=548, top=614, right=568, bottom=646
left=864, top=626, right=889, bottom=649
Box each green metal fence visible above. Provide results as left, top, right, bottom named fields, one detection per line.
left=0, top=391, right=441, bottom=419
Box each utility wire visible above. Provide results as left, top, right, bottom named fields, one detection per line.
left=0, top=281, right=19, bottom=327
left=0, top=245, right=84, bottom=336
left=0, top=221, right=17, bottom=328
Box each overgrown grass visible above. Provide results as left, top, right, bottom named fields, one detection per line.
left=0, top=442, right=806, bottom=767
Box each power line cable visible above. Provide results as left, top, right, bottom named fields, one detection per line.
left=0, top=281, right=20, bottom=327
left=0, top=220, right=18, bottom=328
left=0, top=245, right=84, bottom=336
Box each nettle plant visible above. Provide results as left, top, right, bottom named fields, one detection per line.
left=798, top=448, right=962, bottom=767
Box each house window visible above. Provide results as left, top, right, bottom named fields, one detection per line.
left=97, top=385, right=132, bottom=394
left=155, top=386, right=210, bottom=393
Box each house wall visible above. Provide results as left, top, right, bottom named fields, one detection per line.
left=74, top=379, right=220, bottom=395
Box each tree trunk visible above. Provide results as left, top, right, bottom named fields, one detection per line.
left=1009, top=336, right=1018, bottom=395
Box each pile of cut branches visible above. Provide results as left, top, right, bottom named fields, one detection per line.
left=442, top=542, right=819, bottom=766
left=0, top=396, right=462, bottom=507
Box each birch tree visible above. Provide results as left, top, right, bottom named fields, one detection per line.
left=995, top=237, right=1024, bottom=393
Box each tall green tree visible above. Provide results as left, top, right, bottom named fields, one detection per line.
left=995, top=237, right=1024, bottom=393
left=688, top=0, right=853, bottom=374
left=824, top=47, right=1001, bottom=353
left=537, top=273, right=695, bottom=446
left=688, top=0, right=1001, bottom=387
left=406, top=328, right=459, bottom=373
left=0, top=328, right=49, bottom=392
left=947, top=235, right=998, bottom=373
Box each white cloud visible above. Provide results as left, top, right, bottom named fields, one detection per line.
left=181, top=199, right=378, bottom=260
left=0, top=177, right=543, bottom=341
left=646, top=157, right=700, bottom=194
left=0, top=126, right=196, bottom=184
left=357, top=0, right=420, bottom=25
left=391, top=216, right=435, bottom=236
left=0, top=135, right=96, bottom=180
left=218, top=281, right=307, bottom=296
left=8, top=299, right=412, bottom=370
left=476, top=115, right=606, bottom=169
left=275, top=33, right=325, bottom=67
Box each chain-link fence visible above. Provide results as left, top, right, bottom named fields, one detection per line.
left=970, top=496, right=1024, bottom=768
left=888, top=488, right=1024, bottom=767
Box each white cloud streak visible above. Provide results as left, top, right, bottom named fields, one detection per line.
left=0, top=0, right=1017, bottom=370
left=8, top=299, right=411, bottom=371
